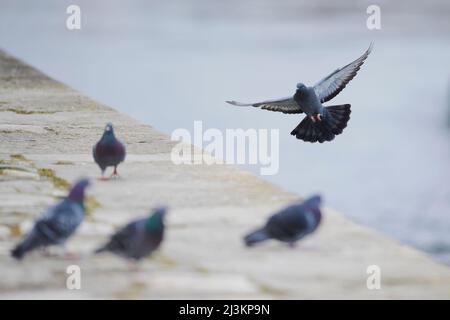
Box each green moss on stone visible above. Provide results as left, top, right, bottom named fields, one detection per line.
left=10, top=154, right=27, bottom=161
left=54, top=161, right=75, bottom=165
left=37, top=168, right=70, bottom=189
left=85, top=196, right=101, bottom=216
left=5, top=108, right=55, bottom=115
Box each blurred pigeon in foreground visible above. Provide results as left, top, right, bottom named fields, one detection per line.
left=93, top=122, right=126, bottom=179
left=244, top=195, right=322, bottom=247
left=95, top=207, right=167, bottom=262
left=227, top=44, right=373, bottom=143
left=11, top=178, right=90, bottom=260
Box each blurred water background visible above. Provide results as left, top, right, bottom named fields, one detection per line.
left=0, top=0, right=449, bottom=264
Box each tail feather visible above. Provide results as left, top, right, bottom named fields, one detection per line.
left=297, top=120, right=308, bottom=138
left=317, top=119, right=335, bottom=142
left=11, top=235, right=40, bottom=260
left=325, top=104, right=351, bottom=134
left=321, top=117, right=340, bottom=136
left=94, top=239, right=118, bottom=254
left=244, top=229, right=269, bottom=246
left=304, top=121, right=314, bottom=142
left=11, top=244, right=26, bottom=260
left=291, top=116, right=334, bottom=143
left=94, top=245, right=109, bottom=254
left=290, top=104, right=351, bottom=143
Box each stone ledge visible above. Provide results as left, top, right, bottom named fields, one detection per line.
left=1, top=49, right=450, bottom=299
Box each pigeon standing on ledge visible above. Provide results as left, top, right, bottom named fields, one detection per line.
left=244, top=195, right=322, bottom=247
left=227, top=44, right=372, bottom=143
left=11, top=178, right=90, bottom=260
left=95, top=207, right=167, bottom=262
left=93, top=122, right=126, bottom=179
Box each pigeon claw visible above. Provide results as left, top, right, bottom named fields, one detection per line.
left=63, top=251, right=81, bottom=260
left=310, top=114, right=322, bottom=123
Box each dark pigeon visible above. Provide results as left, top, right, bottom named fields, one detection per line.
left=93, top=122, right=126, bottom=179
left=227, top=44, right=372, bottom=143
left=11, top=178, right=90, bottom=260
left=95, top=207, right=167, bottom=261
left=244, top=195, right=322, bottom=247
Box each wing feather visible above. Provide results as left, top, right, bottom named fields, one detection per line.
left=314, top=43, right=373, bottom=103
left=226, top=97, right=302, bottom=114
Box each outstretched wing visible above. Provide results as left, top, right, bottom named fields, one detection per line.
left=314, top=43, right=373, bottom=103
left=226, top=97, right=302, bottom=114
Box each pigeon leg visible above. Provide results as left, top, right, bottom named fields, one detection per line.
left=61, top=244, right=80, bottom=260
left=63, top=251, right=80, bottom=260
left=311, top=114, right=322, bottom=122
left=110, top=166, right=120, bottom=179
left=99, top=169, right=109, bottom=181
left=127, top=260, right=141, bottom=272
left=41, top=247, right=57, bottom=257
left=288, top=242, right=297, bottom=249
left=60, top=248, right=82, bottom=259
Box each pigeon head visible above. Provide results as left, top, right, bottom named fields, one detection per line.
left=296, top=83, right=306, bottom=90
left=304, top=195, right=321, bottom=207
left=103, top=122, right=115, bottom=137
left=67, top=178, right=90, bottom=203
left=303, top=195, right=322, bottom=222
left=145, top=206, right=167, bottom=232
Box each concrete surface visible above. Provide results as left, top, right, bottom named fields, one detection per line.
left=1, top=49, right=450, bottom=299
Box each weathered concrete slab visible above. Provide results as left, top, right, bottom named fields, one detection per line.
left=1, top=50, right=450, bottom=299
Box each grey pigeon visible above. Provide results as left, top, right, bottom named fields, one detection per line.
left=227, top=44, right=372, bottom=143
left=95, top=207, right=167, bottom=261
left=11, top=178, right=90, bottom=260
left=93, top=122, right=126, bottom=179
left=244, top=195, right=322, bottom=246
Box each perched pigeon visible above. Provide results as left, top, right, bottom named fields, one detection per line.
left=244, top=195, right=322, bottom=246
left=95, top=207, right=167, bottom=261
left=93, top=122, right=126, bottom=179
left=227, top=44, right=372, bottom=143
left=11, top=178, right=90, bottom=260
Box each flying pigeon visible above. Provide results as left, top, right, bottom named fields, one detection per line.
left=11, top=178, right=90, bottom=260
left=227, top=44, right=373, bottom=143
left=93, top=122, right=126, bottom=179
left=95, top=207, right=167, bottom=262
left=244, top=195, right=322, bottom=246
